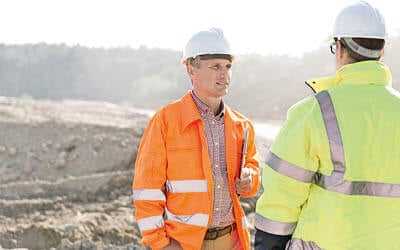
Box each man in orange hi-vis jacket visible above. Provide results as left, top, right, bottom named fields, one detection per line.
left=132, top=28, right=260, bottom=250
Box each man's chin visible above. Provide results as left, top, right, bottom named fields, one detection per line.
left=218, top=89, right=228, bottom=96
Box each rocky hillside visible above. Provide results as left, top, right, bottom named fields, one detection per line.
left=0, top=97, right=271, bottom=249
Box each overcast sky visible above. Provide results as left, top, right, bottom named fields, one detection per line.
left=0, top=0, right=398, bottom=57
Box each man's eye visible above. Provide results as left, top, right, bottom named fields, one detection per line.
left=210, top=65, right=219, bottom=70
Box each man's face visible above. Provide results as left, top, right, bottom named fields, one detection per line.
left=190, top=58, right=232, bottom=99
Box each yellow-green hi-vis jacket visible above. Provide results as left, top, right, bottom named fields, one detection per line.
left=255, top=61, right=400, bottom=250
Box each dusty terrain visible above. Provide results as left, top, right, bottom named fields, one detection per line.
left=0, top=97, right=271, bottom=250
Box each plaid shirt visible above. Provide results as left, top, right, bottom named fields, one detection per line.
left=191, top=91, right=235, bottom=228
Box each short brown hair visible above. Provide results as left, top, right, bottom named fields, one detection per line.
left=342, top=38, right=385, bottom=62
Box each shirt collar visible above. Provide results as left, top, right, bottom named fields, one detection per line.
left=191, top=90, right=225, bottom=119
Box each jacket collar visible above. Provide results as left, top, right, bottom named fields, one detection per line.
left=180, top=91, right=203, bottom=131
left=306, top=61, right=392, bottom=93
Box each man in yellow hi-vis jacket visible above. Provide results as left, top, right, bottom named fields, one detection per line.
left=255, top=1, right=400, bottom=249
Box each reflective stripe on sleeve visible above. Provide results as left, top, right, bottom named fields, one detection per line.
left=165, top=208, right=209, bottom=227
left=133, top=189, right=166, bottom=201
left=137, top=215, right=164, bottom=231
left=286, top=238, right=323, bottom=249
left=254, top=213, right=297, bottom=235
left=166, top=180, right=208, bottom=193
left=266, top=152, right=316, bottom=183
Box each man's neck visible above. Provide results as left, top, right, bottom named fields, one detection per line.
left=192, top=91, right=222, bottom=116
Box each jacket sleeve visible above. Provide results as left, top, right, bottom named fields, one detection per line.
left=132, top=113, right=170, bottom=249
left=241, top=121, right=261, bottom=198
left=255, top=97, right=325, bottom=235
left=255, top=229, right=291, bottom=250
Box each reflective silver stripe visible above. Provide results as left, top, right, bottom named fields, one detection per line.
left=166, top=180, right=208, bottom=193
left=315, top=91, right=346, bottom=174
left=242, top=215, right=251, bottom=229
left=315, top=90, right=347, bottom=194
left=286, top=238, right=323, bottom=250
left=353, top=182, right=400, bottom=197
left=254, top=213, right=296, bottom=235
left=165, top=208, right=209, bottom=227
left=266, top=152, right=315, bottom=183
left=133, top=189, right=166, bottom=201
left=315, top=176, right=400, bottom=197
left=137, top=215, right=164, bottom=231
left=315, top=91, right=400, bottom=197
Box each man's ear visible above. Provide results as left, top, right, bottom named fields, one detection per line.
left=338, top=41, right=346, bottom=59
left=186, top=64, right=195, bottom=76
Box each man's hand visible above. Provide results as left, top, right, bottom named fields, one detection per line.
left=235, top=167, right=253, bottom=195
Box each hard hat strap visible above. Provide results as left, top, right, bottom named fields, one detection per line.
left=342, top=38, right=382, bottom=59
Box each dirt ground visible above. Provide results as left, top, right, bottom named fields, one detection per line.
left=0, top=96, right=271, bottom=250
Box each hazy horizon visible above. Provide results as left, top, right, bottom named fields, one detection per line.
left=0, top=0, right=398, bottom=57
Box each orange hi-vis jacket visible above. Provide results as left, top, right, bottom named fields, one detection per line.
left=133, top=91, right=260, bottom=250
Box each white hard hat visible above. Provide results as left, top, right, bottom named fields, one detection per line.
left=332, top=1, right=387, bottom=39
left=181, top=27, right=233, bottom=64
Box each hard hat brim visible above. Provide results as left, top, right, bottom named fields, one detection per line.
left=181, top=53, right=237, bottom=65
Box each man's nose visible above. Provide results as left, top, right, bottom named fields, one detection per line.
left=219, top=68, right=230, bottom=78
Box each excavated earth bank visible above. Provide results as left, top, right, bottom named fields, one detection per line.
left=0, top=97, right=271, bottom=250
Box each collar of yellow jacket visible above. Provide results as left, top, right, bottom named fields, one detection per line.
left=305, top=61, right=393, bottom=93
